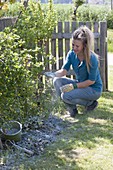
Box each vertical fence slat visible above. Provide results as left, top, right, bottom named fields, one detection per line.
left=51, top=27, right=56, bottom=70
left=65, top=22, right=71, bottom=78
left=4, top=18, right=12, bottom=27
left=58, top=22, right=63, bottom=69
left=0, top=19, right=5, bottom=31
left=79, top=21, right=84, bottom=27
left=45, top=39, right=49, bottom=71
left=71, top=21, right=77, bottom=32
left=64, top=22, right=70, bottom=58
left=86, top=21, right=91, bottom=30
left=93, top=22, right=99, bottom=54
left=71, top=22, right=78, bottom=79
left=105, top=25, right=108, bottom=91
left=99, top=22, right=107, bottom=91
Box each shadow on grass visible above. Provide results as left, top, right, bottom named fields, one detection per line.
left=27, top=96, right=113, bottom=170
left=101, top=91, right=113, bottom=99
left=35, top=92, right=113, bottom=169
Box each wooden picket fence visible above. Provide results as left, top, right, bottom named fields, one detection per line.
left=44, top=21, right=108, bottom=91
left=0, top=18, right=108, bottom=91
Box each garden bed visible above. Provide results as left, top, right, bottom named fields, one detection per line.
left=0, top=114, right=66, bottom=170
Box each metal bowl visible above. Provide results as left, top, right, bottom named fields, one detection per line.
left=0, top=120, right=22, bottom=142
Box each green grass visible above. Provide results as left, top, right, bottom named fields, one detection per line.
left=8, top=91, right=113, bottom=170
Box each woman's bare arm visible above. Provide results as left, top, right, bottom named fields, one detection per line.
left=77, top=80, right=95, bottom=88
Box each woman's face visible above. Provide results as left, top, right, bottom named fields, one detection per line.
left=72, top=39, right=84, bottom=55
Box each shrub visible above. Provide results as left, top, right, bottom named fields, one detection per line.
left=77, top=5, right=109, bottom=22
left=107, top=10, right=113, bottom=29
left=0, top=0, right=57, bottom=124
left=0, top=29, right=34, bottom=122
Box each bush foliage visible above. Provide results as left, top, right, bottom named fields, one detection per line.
left=0, top=29, right=35, bottom=122
left=54, top=4, right=113, bottom=29
left=0, top=0, right=57, bottom=124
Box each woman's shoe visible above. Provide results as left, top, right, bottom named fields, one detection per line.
left=68, top=108, right=78, bottom=118
left=86, top=100, right=98, bottom=112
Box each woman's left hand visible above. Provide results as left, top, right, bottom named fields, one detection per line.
left=60, top=84, right=74, bottom=93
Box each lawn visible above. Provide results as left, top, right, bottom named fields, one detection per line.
left=8, top=92, right=113, bottom=170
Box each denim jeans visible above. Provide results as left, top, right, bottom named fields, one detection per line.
left=53, top=77, right=102, bottom=109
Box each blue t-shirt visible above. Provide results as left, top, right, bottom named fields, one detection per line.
left=62, top=50, right=103, bottom=92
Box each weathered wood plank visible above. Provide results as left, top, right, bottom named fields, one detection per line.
left=71, top=21, right=77, bottom=32
left=65, top=22, right=70, bottom=57
left=45, top=39, right=49, bottom=71
left=93, top=22, right=99, bottom=54
left=99, top=22, right=107, bottom=91
left=58, top=22, right=63, bottom=69
left=79, top=21, right=84, bottom=27
left=86, top=22, right=91, bottom=30
left=51, top=27, right=56, bottom=70
left=52, top=32, right=100, bottom=39
left=0, top=17, right=17, bottom=31
left=105, top=24, right=108, bottom=91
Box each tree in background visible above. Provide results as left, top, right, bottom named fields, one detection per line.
left=72, top=0, right=85, bottom=20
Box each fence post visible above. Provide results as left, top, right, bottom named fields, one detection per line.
left=99, top=21, right=107, bottom=91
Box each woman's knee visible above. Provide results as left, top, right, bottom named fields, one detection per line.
left=53, top=77, right=62, bottom=87
left=61, top=92, right=77, bottom=101
left=53, top=77, right=59, bottom=85
left=61, top=92, right=71, bottom=102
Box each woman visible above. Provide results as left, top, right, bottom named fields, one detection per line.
left=45, top=26, right=103, bottom=117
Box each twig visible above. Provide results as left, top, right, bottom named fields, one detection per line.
left=5, top=140, right=34, bottom=156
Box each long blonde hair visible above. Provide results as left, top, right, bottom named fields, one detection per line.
left=72, top=26, right=98, bottom=72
